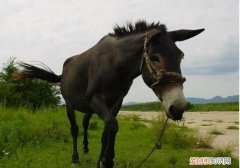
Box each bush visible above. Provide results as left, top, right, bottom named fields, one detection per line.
left=0, top=57, right=60, bottom=108
left=0, top=107, right=70, bottom=156
left=185, top=102, right=193, bottom=111
left=151, top=115, right=198, bottom=149
left=210, top=129, right=224, bottom=135
left=196, top=134, right=214, bottom=149
left=214, top=144, right=236, bottom=157
left=227, top=126, right=239, bottom=130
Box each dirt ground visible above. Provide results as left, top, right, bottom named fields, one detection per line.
left=118, top=111, right=239, bottom=158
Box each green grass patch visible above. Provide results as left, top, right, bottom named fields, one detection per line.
left=121, top=102, right=164, bottom=111
left=201, top=124, right=213, bottom=126
left=227, top=126, right=239, bottom=130
left=213, top=143, right=237, bottom=160
left=0, top=107, right=238, bottom=168
left=233, top=121, right=239, bottom=125
left=210, top=129, right=224, bottom=135
left=202, top=119, right=213, bottom=121
left=196, top=134, right=215, bottom=149
left=188, top=102, right=239, bottom=112
left=121, top=102, right=239, bottom=112
left=151, top=116, right=198, bottom=149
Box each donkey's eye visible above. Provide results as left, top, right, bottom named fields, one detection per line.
left=150, top=55, right=160, bottom=62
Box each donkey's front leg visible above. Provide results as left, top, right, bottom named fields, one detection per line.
left=91, top=95, right=119, bottom=168
left=100, top=118, right=119, bottom=168
left=82, top=113, right=92, bottom=153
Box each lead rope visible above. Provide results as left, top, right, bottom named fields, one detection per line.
left=135, top=117, right=169, bottom=168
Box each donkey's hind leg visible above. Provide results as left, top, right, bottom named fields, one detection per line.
left=66, top=105, right=80, bottom=165
left=82, top=113, right=92, bottom=153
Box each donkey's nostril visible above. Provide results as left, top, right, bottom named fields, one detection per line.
left=169, top=105, right=174, bottom=114
left=168, top=105, right=184, bottom=120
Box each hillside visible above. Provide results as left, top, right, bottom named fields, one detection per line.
left=124, top=95, right=239, bottom=105
left=121, top=102, right=239, bottom=112
left=186, top=95, right=239, bottom=104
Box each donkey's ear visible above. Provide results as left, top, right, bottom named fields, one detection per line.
left=169, top=29, right=205, bottom=42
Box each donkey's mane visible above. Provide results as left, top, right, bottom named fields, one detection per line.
left=109, top=20, right=167, bottom=37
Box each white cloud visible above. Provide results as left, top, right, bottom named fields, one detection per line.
left=0, top=0, right=238, bottom=102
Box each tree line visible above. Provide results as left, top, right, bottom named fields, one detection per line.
left=0, top=57, right=61, bottom=109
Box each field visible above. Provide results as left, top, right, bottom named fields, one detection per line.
left=121, top=102, right=239, bottom=112
left=119, top=111, right=239, bottom=157
left=0, top=106, right=239, bottom=168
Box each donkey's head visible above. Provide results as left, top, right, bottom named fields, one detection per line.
left=141, top=28, right=204, bottom=120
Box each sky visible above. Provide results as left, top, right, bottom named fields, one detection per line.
left=0, top=0, right=239, bottom=103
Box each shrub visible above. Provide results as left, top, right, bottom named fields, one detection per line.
left=151, top=115, right=198, bottom=149
left=196, top=134, right=214, bottom=149
left=210, top=129, right=224, bottom=135
left=214, top=144, right=236, bottom=157
left=0, top=57, right=61, bottom=108
left=0, top=107, right=70, bottom=156
left=227, top=126, right=239, bottom=130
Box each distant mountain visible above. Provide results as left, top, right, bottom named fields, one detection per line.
left=186, top=95, right=239, bottom=104
left=124, top=95, right=239, bottom=105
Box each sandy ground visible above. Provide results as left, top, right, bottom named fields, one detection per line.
left=118, top=111, right=239, bottom=158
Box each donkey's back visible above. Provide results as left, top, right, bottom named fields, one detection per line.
left=60, top=35, right=124, bottom=113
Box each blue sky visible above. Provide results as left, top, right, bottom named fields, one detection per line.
left=0, top=0, right=238, bottom=103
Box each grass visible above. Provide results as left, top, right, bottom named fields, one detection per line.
left=202, top=119, right=213, bottom=121
left=210, top=129, right=224, bottom=135
left=214, top=143, right=237, bottom=157
left=151, top=115, right=198, bottom=149
left=196, top=134, right=215, bottom=149
left=0, top=106, right=239, bottom=168
left=121, top=102, right=163, bottom=112
left=201, top=124, right=213, bottom=126
left=227, top=126, right=239, bottom=130
left=189, top=102, right=239, bottom=111
left=121, top=102, right=239, bottom=112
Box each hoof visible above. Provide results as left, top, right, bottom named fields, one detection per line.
left=99, top=159, right=113, bottom=168
left=71, top=162, right=79, bottom=167
left=71, top=153, right=79, bottom=166
left=83, top=147, right=89, bottom=153
left=99, top=161, right=105, bottom=168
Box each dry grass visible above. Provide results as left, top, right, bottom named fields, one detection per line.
left=201, top=123, right=212, bottom=126
left=210, top=129, right=224, bottom=135
left=227, top=125, right=239, bottom=130
left=196, top=134, right=215, bottom=149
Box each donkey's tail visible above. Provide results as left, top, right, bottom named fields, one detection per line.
left=17, top=62, right=61, bottom=83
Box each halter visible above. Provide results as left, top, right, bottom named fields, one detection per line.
left=140, top=32, right=186, bottom=88
left=136, top=33, right=186, bottom=168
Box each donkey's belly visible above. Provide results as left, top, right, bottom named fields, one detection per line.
left=60, top=79, right=92, bottom=113
left=63, top=94, right=92, bottom=113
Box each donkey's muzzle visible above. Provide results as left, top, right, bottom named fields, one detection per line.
left=168, top=105, right=184, bottom=120
left=161, top=86, right=186, bottom=121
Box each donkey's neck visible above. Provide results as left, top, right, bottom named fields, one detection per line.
left=115, top=33, right=145, bottom=81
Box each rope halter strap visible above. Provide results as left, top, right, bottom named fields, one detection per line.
left=140, top=32, right=186, bottom=88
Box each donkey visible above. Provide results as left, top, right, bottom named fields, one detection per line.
left=18, top=20, right=204, bottom=168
